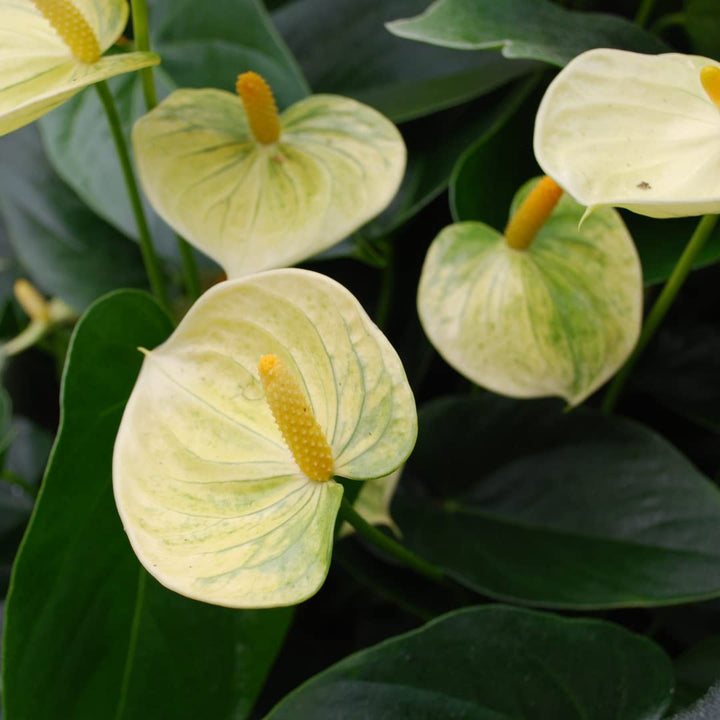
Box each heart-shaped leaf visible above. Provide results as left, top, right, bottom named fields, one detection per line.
left=394, top=394, right=720, bottom=608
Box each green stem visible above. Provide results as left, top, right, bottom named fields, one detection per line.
left=131, top=0, right=203, bottom=301
left=338, top=497, right=445, bottom=584
left=602, top=214, right=718, bottom=414
left=634, top=0, right=657, bottom=27
left=95, top=81, right=170, bottom=312
left=130, top=0, right=157, bottom=109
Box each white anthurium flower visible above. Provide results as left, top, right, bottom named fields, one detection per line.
left=0, top=0, right=159, bottom=136
left=339, top=467, right=402, bottom=539
left=418, top=177, right=643, bottom=405
left=534, top=48, right=720, bottom=218
left=113, top=269, right=417, bottom=608
left=132, top=72, right=406, bottom=278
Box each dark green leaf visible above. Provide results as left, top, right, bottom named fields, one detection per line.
left=672, top=636, right=720, bottom=712
left=685, top=0, right=720, bottom=59
left=3, top=290, right=292, bottom=720
left=39, top=0, right=308, bottom=253
left=273, top=0, right=538, bottom=122
left=394, top=394, right=720, bottom=608
left=387, top=0, right=668, bottom=67
left=266, top=605, right=673, bottom=720
left=0, top=126, right=147, bottom=311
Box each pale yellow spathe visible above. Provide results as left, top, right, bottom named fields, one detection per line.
left=534, top=49, right=720, bottom=218
left=0, top=0, right=158, bottom=135
left=132, top=89, right=406, bottom=278
left=113, top=269, right=417, bottom=608
left=418, top=178, right=643, bottom=405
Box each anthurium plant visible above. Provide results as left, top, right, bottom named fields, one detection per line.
left=2, top=0, right=720, bottom=718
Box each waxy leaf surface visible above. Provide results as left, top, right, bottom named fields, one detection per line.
left=394, top=395, right=720, bottom=608
left=3, top=290, right=292, bottom=720
left=535, top=49, right=720, bottom=218
left=387, top=0, right=667, bottom=67
left=266, top=605, right=673, bottom=720
left=114, top=269, right=417, bottom=607
left=133, top=90, right=405, bottom=277
left=418, top=178, right=642, bottom=405
left=0, top=0, right=158, bottom=135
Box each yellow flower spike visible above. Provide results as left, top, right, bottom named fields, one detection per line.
left=701, top=65, right=720, bottom=112
left=132, top=83, right=406, bottom=278
left=534, top=49, right=720, bottom=218
left=258, top=354, right=334, bottom=482
left=418, top=177, right=642, bottom=405
left=113, top=269, right=417, bottom=608
left=0, top=0, right=159, bottom=136
left=32, top=0, right=101, bottom=63
left=236, top=72, right=282, bottom=145
left=504, top=176, right=564, bottom=251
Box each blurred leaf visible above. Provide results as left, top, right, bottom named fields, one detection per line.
left=449, top=85, right=539, bottom=228
left=39, top=0, right=308, bottom=256
left=685, top=0, right=720, bottom=59
left=273, top=0, right=538, bottom=122
left=387, top=0, right=668, bottom=67
left=394, top=394, right=720, bottom=608
left=633, top=317, right=720, bottom=432
left=0, top=126, right=147, bottom=311
left=3, top=290, right=292, bottom=720
left=266, top=605, right=673, bottom=720
left=672, top=636, right=720, bottom=712
left=626, top=213, right=720, bottom=286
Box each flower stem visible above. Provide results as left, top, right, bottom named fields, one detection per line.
left=130, top=0, right=157, bottom=109
left=338, top=497, right=445, bottom=584
left=602, top=213, right=718, bottom=414
left=131, top=0, right=202, bottom=301
left=95, top=81, right=170, bottom=313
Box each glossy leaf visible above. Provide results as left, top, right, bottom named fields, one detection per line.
left=274, top=0, right=538, bottom=122
left=3, top=290, right=292, bottom=719
left=132, top=90, right=405, bottom=277
left=0, top=0, right=158, bottom=135
left=418, top=178, right=642, bottom=405
left=114, top=270, right=417, bottom=607
left=535, top=49, right=720, bottom=218
left=266, top=605, right=673, bottom=720
left=394, top=394, right=720, bottom=608
left=38, top=0, right=308, bottom=250
left=387, top=0, right=667, bottom=67
left=0, top=125, right=147, bottom=310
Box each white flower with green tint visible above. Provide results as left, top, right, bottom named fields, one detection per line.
left=418, top=177, right=643, bottom=405
left=534, top=49, right=720, bottom=218
left=0, top=0, right=159, bottom=136
left=113, top=269, right=417, bottom=608
left=132, top=72, right=406, bottom=278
